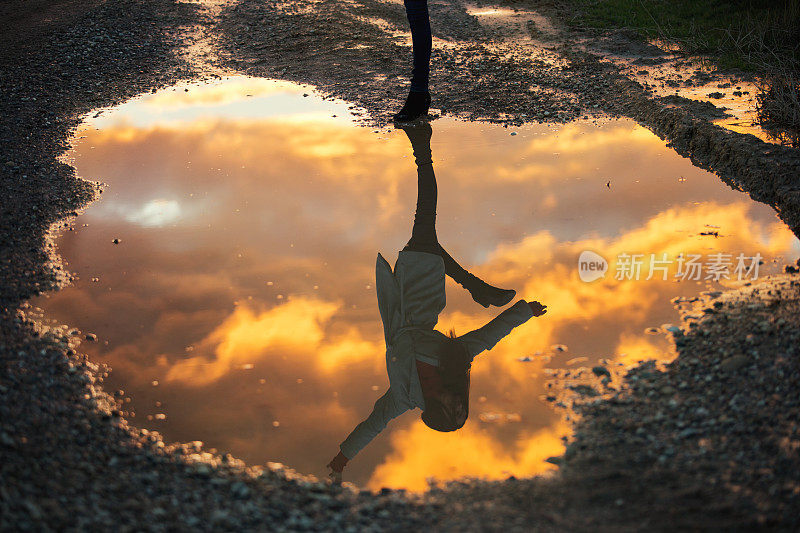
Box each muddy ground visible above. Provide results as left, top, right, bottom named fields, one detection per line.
left=1, top=0, right=799, bottom=530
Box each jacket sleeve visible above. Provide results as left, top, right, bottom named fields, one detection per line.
left=458, top=300, right=535, bottom=360
left=339, top=388, right=408, bottom=460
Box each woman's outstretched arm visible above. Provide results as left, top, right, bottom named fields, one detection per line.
left=458, top=300, right=547, bottom=359
left=335, top=388, right=409, bottom=464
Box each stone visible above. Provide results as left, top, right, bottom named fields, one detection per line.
left=570, top=384, right=599, bottom=397
left=210, top=509, right=230, bottom=524
left=232, top=481, right=251, bottom=499
left=720, top=355, right=749, bottom=372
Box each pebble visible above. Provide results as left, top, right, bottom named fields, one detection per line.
left=720, top=355, right=749, bottom=372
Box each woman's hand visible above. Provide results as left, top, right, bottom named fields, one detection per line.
left=327, top=451, right=349, bottom=473
left=527, top=301, right=547, bottom=317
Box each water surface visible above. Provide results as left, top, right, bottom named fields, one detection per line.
left=35, top=76, right=799, bottom=490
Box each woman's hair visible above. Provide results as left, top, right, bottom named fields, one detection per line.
left=421, top=336, right=471, bottom=432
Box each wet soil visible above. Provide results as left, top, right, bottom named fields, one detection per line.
left=1, top=0, right=799, bottom=530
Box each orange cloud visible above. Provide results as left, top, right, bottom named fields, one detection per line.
left=368, top=418, right=567, bottom=492
left=165, top=297, right=342, bottom=385
left=614, top=333, right=671, bottom=367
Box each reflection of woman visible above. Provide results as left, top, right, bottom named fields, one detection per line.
left=328, top=123, right=547, bottom=478
left=393, top=0, right=432, bottom=121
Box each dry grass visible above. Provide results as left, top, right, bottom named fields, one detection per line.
left=721, top=2, right=800, bottom=146
left=755, top=72, right=800, bottom=147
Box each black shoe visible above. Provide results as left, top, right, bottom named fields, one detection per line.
left=462, top=275, right=516, bottom=308
left=397, top=121, right=432, bottom=149
left=393, top=91, right=431, bottom=122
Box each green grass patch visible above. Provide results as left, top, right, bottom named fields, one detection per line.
left=571, top=0, right=799, bottom=71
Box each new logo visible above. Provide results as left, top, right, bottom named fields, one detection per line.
left=578, top=250, right=608, bottom=282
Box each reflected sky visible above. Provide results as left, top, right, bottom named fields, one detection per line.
left=35, top=77, right=799, bottom=491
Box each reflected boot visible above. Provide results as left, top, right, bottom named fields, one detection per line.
left=399, top=122, right=433, bottom=164
left=393, top=91, right=431, bottom=122
left=460, top=273, right=516, bottom=308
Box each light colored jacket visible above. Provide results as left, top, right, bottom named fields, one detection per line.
left=339, top=251, right=534, bottom=459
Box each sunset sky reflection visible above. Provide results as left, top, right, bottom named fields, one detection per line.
left=35, top=77, right=799, bottom=490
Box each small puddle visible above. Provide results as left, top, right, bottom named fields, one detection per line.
left=593, top=44, right=791, bottom=147
left=467, top=4, right=558, bottom=37
left=34, top=76, right=799, bottom=491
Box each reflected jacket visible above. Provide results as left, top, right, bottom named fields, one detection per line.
left=339, top=250, right=534, bottom=459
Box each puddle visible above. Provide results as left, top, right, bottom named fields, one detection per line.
left=620, top=60, right=773, bottom=142
left=588, top=42, right=789, bottom=146
left=467, top=4, right=558, bottom=37
left=34, top=76, right=799, bottom=491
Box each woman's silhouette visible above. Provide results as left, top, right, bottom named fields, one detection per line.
left=328, top=123, right=547, bottom=478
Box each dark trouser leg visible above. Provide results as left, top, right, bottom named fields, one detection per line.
left=404, top=0, right=431, bottom=93
left=438, top=245, right=471, bottom=285
left=399, top=125, right=515, bottom=307
left=403, top=142, right=439, bottom=254
left=441, top=243, right=517, bottom=307
left=400, top=127, right=489, bottom=284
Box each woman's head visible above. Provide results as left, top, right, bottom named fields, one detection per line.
left=421, top=337, right=471, bottom=432
left=421, top=390, right=468, bottom=432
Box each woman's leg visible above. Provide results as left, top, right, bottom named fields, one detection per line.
left=404, top=0, right=431, bottom=94
left=403, top=125, right=439, bottom=253
left=438, top=245, right=516, bottom=308
left=393, top=0, right=432, bottom=121
left=399, top=124, right=516, bottom=307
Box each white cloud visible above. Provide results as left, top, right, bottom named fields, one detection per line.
left=125, top=199, right=182, bottom=227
